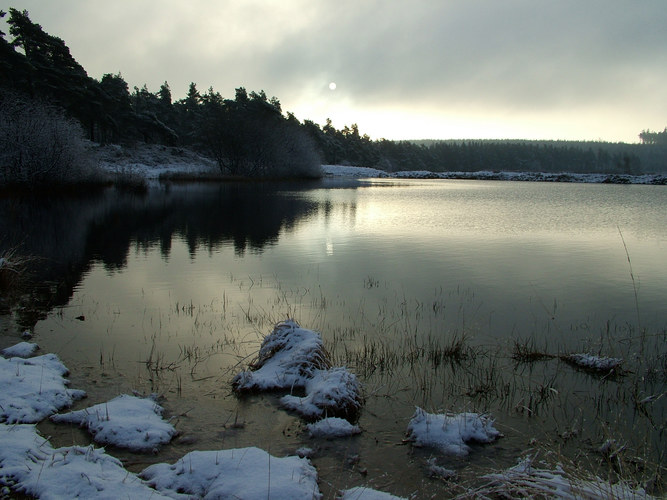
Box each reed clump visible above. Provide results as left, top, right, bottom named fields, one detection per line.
left=511, top=337, right=555, bottom=363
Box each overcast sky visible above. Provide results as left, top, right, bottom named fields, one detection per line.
left=2, top=0, right=666, bottom=142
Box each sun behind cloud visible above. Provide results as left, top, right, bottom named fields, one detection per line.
left=328, top=82, right=337, bottom=91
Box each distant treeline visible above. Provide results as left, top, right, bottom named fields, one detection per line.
left=1, top=7, right=666, bottom=181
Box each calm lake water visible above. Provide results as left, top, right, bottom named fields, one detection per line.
left=2, top=178, right=666, bottom=497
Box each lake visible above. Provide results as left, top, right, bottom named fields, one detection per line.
left=1, top=178, right=665, bottom=497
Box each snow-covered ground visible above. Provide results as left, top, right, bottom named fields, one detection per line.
left=95, top=143, right=218, bottom=180
left=323, top=164, right=667, bottom=184
left=94, top=143, right=667, bottom=184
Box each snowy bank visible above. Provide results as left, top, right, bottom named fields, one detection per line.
left=0, top=423, right=172, bottom=499
left=95, top=144, right=666, bottom=185
left=95, top=143, right=218, bottom=180
left=323, top=164, right=667, bottom=185
left=405, top=407, right=501, bottom=457
left=50, top=394, right=178, bottom=453
left=322, top=164, right=389, bottom=178
left=0, top=352, right=86, bottom=423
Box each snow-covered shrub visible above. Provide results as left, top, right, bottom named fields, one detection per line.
left=0, top=90, right=100, bottom=188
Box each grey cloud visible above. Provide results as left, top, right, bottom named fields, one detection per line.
left=2, top=0, right=665, bottom=139
left=257, top=1, right=667, bottom=113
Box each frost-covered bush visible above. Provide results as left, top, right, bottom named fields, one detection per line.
left=0, top=90, right=100, bottom=188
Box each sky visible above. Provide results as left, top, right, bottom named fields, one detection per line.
left=2, top=0, right=666, bottom=143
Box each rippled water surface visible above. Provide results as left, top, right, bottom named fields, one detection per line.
left=2, top=178, right=665, bottom=497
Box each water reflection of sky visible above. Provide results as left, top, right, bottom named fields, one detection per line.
left=60, top=180, right=665, bottom=355
left=12, top=178, right=658, bottom=369
left=19, top=180, right=663, bottom=498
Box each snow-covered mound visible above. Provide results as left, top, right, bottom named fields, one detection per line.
left=233, top=320, right=363, bottom=422
left=281, top=366, right=362, bottom=420
left=1, top=341, right=38, bottom=358
left=51, top=394, right=177, bottom=453
left=141, top=447, right=321, bottom=499
left=232, top=319, right=330, bottom=392
left=0, top=423, right=172, bottom=499
left=0, top=353, right=86, bottom=423
left=95, top=143, right=218, bottom=180
left=562, top=353, right=623, bottom=373
left=306, top=417, right=361, bottom=438
left=480, top=456, right=656, bottom=499
left=405, top=407, right=501, bottom=456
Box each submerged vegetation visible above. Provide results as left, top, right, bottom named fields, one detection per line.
left=6, top=269, right=661, bottom=497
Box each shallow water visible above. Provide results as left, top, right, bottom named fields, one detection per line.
left=1, top=179, right=666, bottom=497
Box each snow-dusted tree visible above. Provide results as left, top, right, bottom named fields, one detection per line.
left=0, top=90, right=98, bottom=188
left=199, top=89, right=321, bottom=178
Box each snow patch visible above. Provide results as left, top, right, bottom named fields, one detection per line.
left=405, top=407, right=501, bottom=456
left=339, top=486, right=407, bottom=499
left=141, top=447, right=321, bottom=499
left=1, top=341, right=39, bottom=358
left=481, top=455, right=656, bottom=499
left=306, top=417, right=361, bottom=438
left=233, top=320, right=363, bottom=422
left=0, top=354, right=86, bottom=423
left=50, top=394, right=177, bottom=453
left=562, top=353, right=623, bottom=373
left=281, top=367, right=362, bottom=420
